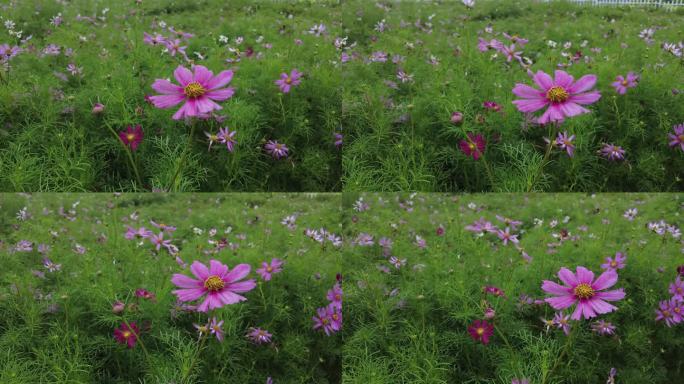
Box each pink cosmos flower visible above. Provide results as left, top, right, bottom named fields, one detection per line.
left=275, top=69, right=302, bottom=93
left=327, top=283, right=343, bottom=309
left=149, top=65, right=235, bottom=120
left=114, top=321, right=139, bottom=348
left=171, top=260, right=256, bottom=312
left=611, top=72, right=638, bottom=94
left=668, top=123, right=684, bottom=151
left=247, top=327, right=273, bottom=344
left=655, top=299, right=683, bottom=327
left=264, top=140, right=289, bottom=159
left=459, top=133, right=486, bottom=160
left=670, top=276, right=684, bottom=301
left=468, top=319, right=494, bottom=344
left=119, top=125, right=143, bottom=151
left=512, top=70, right=601, bottom=124
left=542, top=266, right=625, bottom=320
left=255, top=258, right=284, bottom=281
left=600, top=252, right=626, bottom=271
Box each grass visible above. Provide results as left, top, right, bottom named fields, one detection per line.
left=0, top=193, right=343, bottom=383
left=341, top=0, right=684, bottom=191
left=342, top=192, right=683, bottom=383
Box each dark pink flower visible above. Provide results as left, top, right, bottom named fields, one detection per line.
left=113, top=321, right=139, bottom=348
left=459, top=133, right=486, bottom=160
left=119, top=125, right=143, bottom=151
left=611, top=72, right=638, bottom=94
left=275, top=69, right=302, bottom=93
left=468, top=319, right=493, bottom=344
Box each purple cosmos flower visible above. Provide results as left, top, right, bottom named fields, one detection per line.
left=591, top=320, right=616, bottom=335
left=275, top=69, right=302, bottom=93
left=459, top=133, right=486, bottom=160
left=598, top=143, right=625, bottom=161
left=143, top=32, right=166, bottom=46
left=553, top=312, right=572, bottom=335
left=497, top=227, right=519, bottom=245
left=264, top=140, right=289, bottom=159
left=218, top=127, right=237, bottom=152
left=333, top=132, right=343, bottom=149
left=247, top=327, right=273, bottom=344
left=327, top=283, right=343, bottom=309
left=555, top=131, right=575, bottom=157
left=389, top=256, right=407, bottom=269
left=503, top=32, right=529, bottom=47
left=670, top=276, right=684, bottom=301
left=601, top=252, right=627, bottom=271
left=655, top=299, right=683, bottom=327
left=255, top=258, right=284, bottom=281
left=668, top=123, right=684, bottom=151
left=42, top=257, right=61, bottom=272
left=496, top=215, right=522, bottom=230
left=209, top=317, right=225, bottom=342
left=468, top=319, right=494, bottom=344
left=611, top=72, right=639, bottom=94
left=150, top=220, right=176, bottom=233
left=313, top=306, right=335, bottom=336
left=327, top=303, right=342, bottom=332
left=149, top=232, right=172, bottom=251
left=451, top=111, right=463, bottom=124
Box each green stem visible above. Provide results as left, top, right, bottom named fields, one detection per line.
left=168, top=120, right=197, bottom=191
left=183, top=330, right=208, bottom=383
left=121, top=318, right=153, bottom=372
left=542, top=326, right=575, bottom=384
left=104, top=122, right=144, bottom=189
left=494, top=324, right=512, bottom=350
left=528, top=141, right=553, bottom=193
left=481, top=155, right=496, bottom=190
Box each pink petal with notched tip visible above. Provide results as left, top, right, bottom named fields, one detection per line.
left=171, top=273, right=202, bottom=288
left=592, top=270, right=618, bottom=290
left=575, top=266, right=595, bottom=284
left=206, top=88, right=235, bottom=101
left=569, top=91, right=601, bottom=105
left=192, top=65, right=213, bottom=86
left=190, top=261, right=210, bottom=281
left=559, top=102, right=589, bottom=117
left=512, top=83, right=545, bottom=99
left=512, top=98, right=548, bottom=113
left=546, top=295, right=577, bottom=310
left=206, top=70, right=234, bottom=90
left=149, top=94, right=185, bottom=109
left=223, top=263, right=251, bottom=283
left=228, top=279, right=257, bottom=293
left=554, top=70, right=574, bottom=89
left=173, top=288, right=206, bottom=302
left=569, top=74, right=597, bottom=94
left=533, top=70, right=554, bottom=90
left=542, top=280, right=572, bottom=296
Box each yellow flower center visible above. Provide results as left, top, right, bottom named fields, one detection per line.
left=266, top=266, right=273, bottom=272
left=573, top=283, right=595, bottom=299
left=621, top=80, right=629, bottom=86
left=198, top=325, right=208, bottom=333
left=678, top=134, right=684, bottom=141
left=468, top=143, right=475, bottom=150
left=204, top=275, right=225, bottom=291
left=335, top=294, right=341, bottom=301
left=184, top=82, right=206, bottom=98
left=476, top=327, right=484, bottom=336
left=126, top=133, right=136, bottom=142
left=610, top=261, right=617, bottom=267
left=677, top=287, right=683, bottom=294
left=546, top=86, right=569, bottom=103
left=122, top=331, right=132, bottom=339
left=663, top=310, right=671, bottom=317
left=285, top=77, right=292, bottom=84
left=674, top=307, right=681, bottom=314
left=332, top=313, right=339, bottom=321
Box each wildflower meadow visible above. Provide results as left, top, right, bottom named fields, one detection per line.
left=1, top=0, right=683, bottom=192
left=343, top=193, right=683, bottom=383
left=0, top=193, right=343, bottom=383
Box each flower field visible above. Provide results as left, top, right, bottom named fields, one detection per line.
left=0, top=193, right=343, bottom=383
left=0, top=0, right=682, bottom=192
left=343, top=193, right=683, bottom=383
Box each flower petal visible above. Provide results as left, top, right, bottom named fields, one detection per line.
left=206, top=88, right=235, bottom=101
left=227, top=279, right=256, bottom=293
left=192, top=65, right=213, bottom=86
left=546, top=295, right=576, bottom=309
left=542, top=280, right=572, bottom=295
left=595, top=288, right=625, bottom=301
left=512, top=98, right=548, bottom=113
left=512, top=83, right=544, bottom=99
left=171, top=273, right=202, bottom=288
left=533, top=70, right=554, bottom=90
left=223, top=263, right=251, bottom=283
left=206, top=70, right=234, bottom=90
left=209, top=259, right=228, bottom=278
left=173, top=288, right=206, bottom=302
left=569, top=91, right=601, bottom=105
left=174, top=66, right=193, bottom=87
left=569, top=74, right=597, bottom=94
left=151, top=79, right=183, bottom=95
left=149, top=94, right=185, bottom=109
left=190, top=261, right=210, bottom=281
left=593, top=270, right=618, bottom=291
left=194, top=96, right=222, bottom=114
left=588, top=298, right=617, bottom=315
left=575, top=266, right=594, bottom=284
left=558, top=102, right=589, bottom=117
left=554, top=70, right=574, bottom=89
left=218, top=289, right=247, bottom=305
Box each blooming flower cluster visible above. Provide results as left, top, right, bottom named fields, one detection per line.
left=655, top=273, right=684, bottom=327
left=312, top=281, right=343, bottom=336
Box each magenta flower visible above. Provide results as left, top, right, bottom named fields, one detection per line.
left=553, top=312, right=572, bottom=335
left=496, top=227, right=519, bottom=245
left=275, top=69, right=302, bottom=93
left=542, top=266, right=625, bottom=320
left=450, top=111, right=463, bottom=124
left=600, top=252, right=626, bottom=271
left=149, top=232, right=172, bottom=251
left=512, top=70, right=601, bottom=124
left=327, top=303, right=342, bottom=332
left=555, top=131, right=575, bottom=157
left=255, top=258, right=284, bottom=281
left=655, top=299, right=683, bottom=327
left=149, top=65, right=235, bottom=120
left=668, top=123, right=684, bottom=151
left=591, top=320, right=616, bottom=335
left=113, top=321, right=139, bottom=348
left=670, top=276, right=684, bottom=301
left=247, top=327, right=273, bottom=344
left=611, top=72, right=639, bottom=94
left=264, top=140, right=289, bottom=159
left=150, top=220, right=176, bottom=233
left=119, top=125, right=144, bottom=151
left=327, top=283, right=343, bottom=309
left=218, top=127, right=237, bottom=152
left=459, top=133, right=486, bottom=160
left=313, top=306, right=334, bottom=336
left=598, top=143, right=625, bottom=161
left=209, top=317, right=225, bottom=342
left=171, top=260, right=256, bottom=312
left=467, top=319, right=494, bottom=344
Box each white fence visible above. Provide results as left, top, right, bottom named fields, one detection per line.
left=544, top=0, right=684, bottom=7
